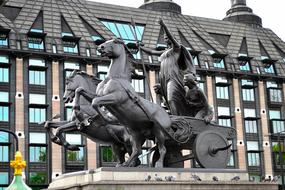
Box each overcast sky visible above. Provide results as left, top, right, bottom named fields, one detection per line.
left=89, top=0, right=285, bottom=41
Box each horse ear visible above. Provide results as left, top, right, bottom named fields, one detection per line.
left=70, top=70, right=77, bottom=78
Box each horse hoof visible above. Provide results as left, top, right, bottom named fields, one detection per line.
left=115, top=163, right=122, bottom=167
left=155, top=162, right=163, bottom=168
left=51, top=136, right=60, bottom=143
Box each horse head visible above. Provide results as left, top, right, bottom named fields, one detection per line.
left=97, top=38, right=133, bottom=58
left=63, top=70, right=78, bottom=103
left=63, top=70, right=101, bottom=103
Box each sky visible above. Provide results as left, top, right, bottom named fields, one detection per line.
left=89, top=0, right=285, bottom=41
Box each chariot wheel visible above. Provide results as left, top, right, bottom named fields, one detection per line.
left=193, top=130, right=231, bottom=168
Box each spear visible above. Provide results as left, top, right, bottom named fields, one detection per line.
left=131, top=17, right=154, bottom=102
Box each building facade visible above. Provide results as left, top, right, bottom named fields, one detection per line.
left=0, top=0, right=285, bottom=189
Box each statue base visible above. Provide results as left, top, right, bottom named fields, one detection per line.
left=47, top=167, right=278, bottom=190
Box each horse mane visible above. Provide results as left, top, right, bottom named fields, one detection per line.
left=114, top=38, right=138, bottom=68
left=68, top=70, right=101, bottom=86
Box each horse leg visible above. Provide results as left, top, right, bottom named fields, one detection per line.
left=152, top=109, right=172, bottom=168
left=122, top=134, right=143, bottom=167
left=111, top=144, right=126, bottom=166
left=44, top=121, right=70, bottom=145
left=54, top=121, right=80, bottom=151
left=153, top=128, right=166, bottom=168
left=91, top=93, right=121, bottom=122
left=74, top=87, right=96, bottom=108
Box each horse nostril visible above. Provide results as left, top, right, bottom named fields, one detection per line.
left=100, top=45, right=105, bottom=50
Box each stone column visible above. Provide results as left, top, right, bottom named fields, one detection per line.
left=206, top=76, right=215, bottom=120
left=85, top=64, right=97, bottom=169
left=259, top=81, right=273, bottom=177
left=233, top=79, right=246, bottom=170
left=149, top=70, right=157, bottom=103
left=51, top=61, right=63, bottom=178
left=15, top=58, right=25, bottom=155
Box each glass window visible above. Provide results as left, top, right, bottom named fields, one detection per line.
left=29, top=94, right=46, bottom=104
left=131, top=70, right=144, bottom=93
left=29, top=133, right=46, bottom=144
left=242, top=89, right=254, bottom=101
left=0, top=68, right=9, bottom=82
left=0, top=92, right=9, bottom=102
left=28, top=38, right=44, bottom=50
left=216, top=86, right=229, bottom=99
left=241, top=79, right=253, bottom=86
left=247, top=153, right=260, bottom=166
left=239, top=61, right=251, bottom=71
left=264, top=64, right=275, bottom=74
left=216, top=76, right=227, bottom=83
left=29, top=172, right=47, bottom=185
left=65, top=107, right=73, bottom=121
left=227, top=152, right=235, bottom=167
left=66, top=134, right=81, bottom=145
left=29, top=146, right=46, bottom=162
left=52, top=44, right=57, bottom=53
left=213, top=58, right=225, bottom=69
left=0, top=106, right=9, bottom=121
left=0, top=34, right=8, bottom=47
left=268, top=88, right=282, bottom=103
left=29, top=108, right=46, bottom=123
left=267, top=81, right=278, bottom=88
left=0, top=132, right=8, bottom=142
left=29, top=70, right=45, bottom=85
left=0, top=172, right=8, bottom=185
left=0, top=55, right=9, bottom=63
left=0, top=145, right=9, bottom=162
left=30, top=29, right=43, bottom=33
left=0, top=133, right=9, bottom=162
left=101, top=20, right=144, bottom=43
left=192, top=55, right=199, bottom=66
left=29, top=58, right=45, bottom=67
left=245, top=120, right=257, bottom=133
left=66, top=146, right=84, bottom=163
left=139, top=149, right=148, bottom=165
left=66, top=134, right=84, bottom=163
left=218, top=107, right=230, bottom=116
left=247, top=141, right=259, bottom=151
left=269, top=110, right=281, bottom=119
left=218, top=107, right=231, bottom=127
left=97, top=65, right=109, bottom=80
left=64, top=62, right=80, bottom=70
left=244, top=109, right=256, bottom=118
left=100, top=145, right=116, bottom=163
left=29, top=133, right=47, bottom=163
left=63, top=44, right=78, bottom=54
left=62, top=32, right=73, bottom=37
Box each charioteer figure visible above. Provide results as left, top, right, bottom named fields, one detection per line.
left=139, top=19, right=196, bottom=116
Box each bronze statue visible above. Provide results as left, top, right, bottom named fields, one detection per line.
left=42, top=21, right=236, bottom=168
left=42, top=71, right=140, bottom=166
left=140, top=19, right=196, bottom=116
left=183, top=73, right=214, bottom=123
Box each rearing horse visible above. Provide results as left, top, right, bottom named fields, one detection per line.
left=90, top=38, right=172, bottom=167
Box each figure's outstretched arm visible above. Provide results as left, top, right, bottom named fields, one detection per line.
left=140, top=46, right=164, bottom=56
left=159, top=19, right=180, bottom=48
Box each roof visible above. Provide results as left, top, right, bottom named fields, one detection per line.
left=0, top=0, right=285, bottom=78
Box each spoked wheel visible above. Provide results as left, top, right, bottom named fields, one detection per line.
left=193, top=130, right=231, bottom=168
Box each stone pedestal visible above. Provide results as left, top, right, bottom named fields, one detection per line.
left=47, top=167, right=278, bottom=190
